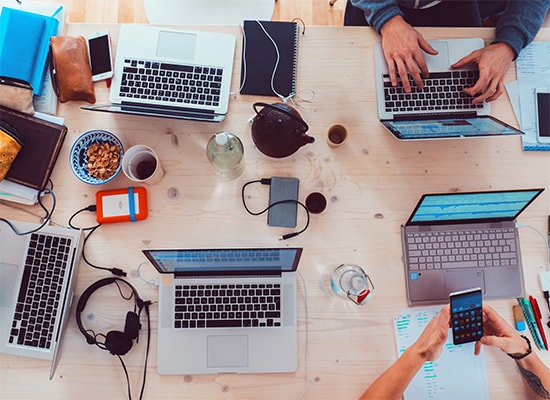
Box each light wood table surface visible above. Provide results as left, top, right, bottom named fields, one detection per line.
left=1, top=23, right=550, bottom=400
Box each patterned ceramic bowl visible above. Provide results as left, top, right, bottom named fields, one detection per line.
left=70, top=130, right=124, bottom=185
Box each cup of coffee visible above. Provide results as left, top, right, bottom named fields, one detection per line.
left=122, top=145, right=164, bottom=184
left=305, top=192, right=327, bottom=214
left=327, top=124, right=347, bottom=147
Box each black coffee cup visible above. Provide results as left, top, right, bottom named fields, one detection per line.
left=305, top=192, right=327, bottom=214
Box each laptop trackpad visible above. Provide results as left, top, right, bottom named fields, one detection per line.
left=207, top=335, right=248, bottom=368
left=0, top=263, right=19, bottom=307
left=424, top=41, right=450, bottom=70
left=444, top=270, right=485, bottom=295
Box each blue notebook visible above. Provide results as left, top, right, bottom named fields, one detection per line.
left=0, top=7, right=59, bottom=95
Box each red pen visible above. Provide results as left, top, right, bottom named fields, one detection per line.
left=530, top=295, right=548, bottom=351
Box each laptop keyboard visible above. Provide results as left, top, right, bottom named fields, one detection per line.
left=406, top=227, right=517, bottom=270
left=383, top=70, right=484, bottom=114
left=9, top=233, right=71, bottom=349
left=174, top=283, right=281, bottom=329
left=119, top=58, right=223, bottom=107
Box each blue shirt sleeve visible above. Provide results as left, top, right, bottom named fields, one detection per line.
left=349, top=0, right=403, bottom=33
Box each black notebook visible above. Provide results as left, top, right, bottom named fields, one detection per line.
left=240, top=20, right=299, bottom=97
left=0, top=106, right=67, bottom=191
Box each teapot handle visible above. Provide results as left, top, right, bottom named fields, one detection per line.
left=253, top=102, right=309, bottom=132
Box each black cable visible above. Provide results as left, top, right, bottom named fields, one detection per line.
left=68, top=205, right=126, bottom=276
left=241, top=178, right=310, bottom=240
left=116, top=354, right=133, bottom=400
left=0, top=186, right=56, bottom=235
left=138, top=301, right=151, bottom=400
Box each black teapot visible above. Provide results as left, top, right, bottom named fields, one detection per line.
left=251, top=102, right=314, bottom=158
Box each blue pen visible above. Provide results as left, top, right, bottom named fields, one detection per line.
left=51, top=5, right=63, bottom=18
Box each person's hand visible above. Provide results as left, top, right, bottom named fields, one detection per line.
left=451, top=42, right=515, bottom=104
left=380, top=15, right=438, bottom=93
left=410, top=305, right=450, bottom=362
left=474, top=304, right=530, bottom=356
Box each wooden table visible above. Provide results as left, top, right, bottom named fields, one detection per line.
left=1, top=23, right=549, bottom=399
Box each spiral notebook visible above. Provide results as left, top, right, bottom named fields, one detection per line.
left=240, top=20, right=299, bottom=97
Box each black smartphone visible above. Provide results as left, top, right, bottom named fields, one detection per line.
left=535, top=87, right=550, bottom=144
left=87, top=30, right=114, bottom=81
left=450, top=287, right=483, bottom=345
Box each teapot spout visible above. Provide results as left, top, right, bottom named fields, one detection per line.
left=303, top=134, right=315, bottom=144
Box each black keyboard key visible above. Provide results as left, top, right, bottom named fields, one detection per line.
left=206, top=320, right=242, bottom=328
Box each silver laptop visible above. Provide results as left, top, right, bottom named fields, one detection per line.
left=83, top=25, right=236, bottom=122
left=142, top=247, right=303, bottom=375
left=402, top=189, right=543, bottom=305
left=374, top=38, right=524, bottom=140
left=0, top=220, right=83, bottom=378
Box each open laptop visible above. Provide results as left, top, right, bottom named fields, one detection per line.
left=374, top=38, right=524, bottom=140
left=142, top=247, right=303, bottom=375
left=401, top=188, right=544, bottom=305
left=83, top=25, right=236, bottom=122
left=0, top=220, right=83, bottom=378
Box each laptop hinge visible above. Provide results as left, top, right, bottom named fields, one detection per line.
left=392, top=111, right=477, bottom=121
left=173, top=270, right=283, bottom=278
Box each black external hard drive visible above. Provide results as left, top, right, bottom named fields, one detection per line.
left=267, top=176, right=299, bottom=228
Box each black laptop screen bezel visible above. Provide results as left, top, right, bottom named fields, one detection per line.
left=405, top=188, right=544, bottom=226
left=142, top=247, right=303, bottom=276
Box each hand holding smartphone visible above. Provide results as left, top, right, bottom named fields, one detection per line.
left=535, top=87, right=550, bottom=144
left=87, top=30, right=114, bottom=82
left=450, top=287, right=483, bottom=345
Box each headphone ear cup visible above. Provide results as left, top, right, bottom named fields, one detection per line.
left=105, top=330, right=133, bottom=356
left=123, top=311, right=140, bottom=341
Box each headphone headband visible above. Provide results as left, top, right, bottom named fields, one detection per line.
left=75, top=277, right=144, bottom=347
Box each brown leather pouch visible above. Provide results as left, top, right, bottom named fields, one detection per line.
left=0, top=120, right=24, bottom=181
left=49, top=36, right=96, bottom=104
left=0, top=77, right=35, bottom=114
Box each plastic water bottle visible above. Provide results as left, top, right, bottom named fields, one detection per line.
left=206, top=132, right=244, bottom=180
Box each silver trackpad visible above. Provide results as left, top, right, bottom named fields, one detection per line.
left=444, top=270, right=485, bottom=295
left=0, top=263, right=19, bottom=307
left=207, top=335, right=248, bottom=368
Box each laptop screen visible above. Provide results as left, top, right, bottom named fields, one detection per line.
left=143, top=248, right=302, bottom=275
left=382, top=116, right=524, bottom=140
left=407, top=189, right=543, bottom=225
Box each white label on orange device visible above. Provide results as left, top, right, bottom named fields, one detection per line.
left=101, top=193, right=141, bottom=217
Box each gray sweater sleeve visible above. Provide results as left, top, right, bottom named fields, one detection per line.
left=349, top=0, right=550, bottom=56
left=494, top=0, right=550, bottom=57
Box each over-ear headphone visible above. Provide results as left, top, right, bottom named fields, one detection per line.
left=75, top=277, right=147, bottom=356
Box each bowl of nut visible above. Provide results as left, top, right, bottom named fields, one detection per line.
left=70, top=130, right=124, bottom=185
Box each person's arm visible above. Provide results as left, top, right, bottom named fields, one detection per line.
left=359, top=305, right=450, bottom=400
left=493, top=0, right=550, bottom=59
left=475, top=305, right=550, bottom=400
left=452, top=0, right=550, bottom=104
left=349, top=0, right=438, bottom=92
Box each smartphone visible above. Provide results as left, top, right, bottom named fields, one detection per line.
left=450, top=287, right=483, bottom=345
left=535, top=87, right=550, bottom=143
left=87, top=30, right=113, bottom=82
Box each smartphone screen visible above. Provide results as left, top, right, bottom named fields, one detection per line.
left=536, top=91, right=550, bottom=139
left=450, top=288, right=483, bottom=345
left=88, top=33, right=113, bottom=80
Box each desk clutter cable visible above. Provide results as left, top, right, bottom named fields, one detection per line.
left=241, top=177, right=310, bottom=240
